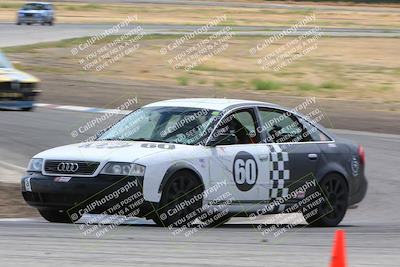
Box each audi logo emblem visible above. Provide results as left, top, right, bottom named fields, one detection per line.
left=11, top=81, right=20, bottom=90
left=57, top=162, right=79, bottom=173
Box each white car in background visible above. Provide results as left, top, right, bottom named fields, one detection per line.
left=17, top=2, right=55, bottom=26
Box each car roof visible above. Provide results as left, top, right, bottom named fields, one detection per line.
left=144, top=98, right=280, bottom=111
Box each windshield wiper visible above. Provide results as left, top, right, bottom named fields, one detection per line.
left=121, top=138, right=174, bottom=143
left=126, top=138, right=187, bottom=144
left=98, top=137, right=181, bottom=144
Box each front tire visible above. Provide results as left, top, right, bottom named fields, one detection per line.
left=153, top=170, right=203, bottom=228
left=38, top=209, right=81, bottom=223
left=304, top=173, right=348, bottom=227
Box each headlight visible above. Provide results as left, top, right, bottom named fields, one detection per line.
left=100, top=162, right=146, bottom=176
left=27, top=158, right=43, bottom=172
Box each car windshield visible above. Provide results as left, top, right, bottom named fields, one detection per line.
left=22, top=3, right=45, bottom=10
left=0, top=53, right=13, bottom=69
left=98, top=106, right=220, bottom=145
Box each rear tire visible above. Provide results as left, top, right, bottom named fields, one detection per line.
left=38, top=209, right=81, bottom=223
left=152, top=170, right=203, bottom=228
left=304, top=173, right=348, bottom=227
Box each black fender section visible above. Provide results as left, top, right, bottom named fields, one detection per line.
left=316, top=165, right=367, bottom=206
left=158, top=162, right=204, bottom=193
left=349, top=175, right=368, bottom=205
left=315, top=163, right=350, bottom=191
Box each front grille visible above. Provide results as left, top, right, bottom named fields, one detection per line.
left=0, top=82, right=35, bottom=92
left=20, top=83, right=35, bottom=91
left=44, top=160, right=100, bottom=175
left=0, top=82, right=11, bottom=91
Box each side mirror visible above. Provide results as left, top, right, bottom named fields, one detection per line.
left=208, top=133, right=238, bottom=146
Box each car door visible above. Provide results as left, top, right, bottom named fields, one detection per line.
left=257, top=107, right=322, bottom=207
left=207, top=107, right=270, bottom=206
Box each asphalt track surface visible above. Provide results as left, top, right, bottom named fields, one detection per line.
left=0, top=107, right=399, bottom=266
left=1, top=23, right=400, bottom=47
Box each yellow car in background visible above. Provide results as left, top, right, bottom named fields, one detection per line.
left=0, top=52, right=41, bottom=111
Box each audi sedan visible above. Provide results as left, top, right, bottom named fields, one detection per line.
left=21, top=98, right=367, bottom=228
left=17, top=2, right=55, bottom=26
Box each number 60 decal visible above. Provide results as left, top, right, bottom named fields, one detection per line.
left=233, top=151, right=258, bottom=191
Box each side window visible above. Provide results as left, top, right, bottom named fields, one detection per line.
left=299, top=117, right=331, bottom=141
left=259, top=108, right=311, bottom=143
left=215, top=108, right=260, bottom=144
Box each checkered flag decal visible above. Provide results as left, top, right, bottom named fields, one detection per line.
left=268, top=144, right=290, bottom=212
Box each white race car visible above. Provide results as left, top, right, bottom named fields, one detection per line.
left=21, top=98, right=367, bottom=227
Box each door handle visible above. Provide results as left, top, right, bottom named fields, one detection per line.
left=308, top=153, right=318, bottom=160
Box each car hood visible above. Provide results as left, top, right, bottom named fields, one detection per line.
left=34, top=140, right=183, bottom=163
left=0, top=68, right=39, bottom=83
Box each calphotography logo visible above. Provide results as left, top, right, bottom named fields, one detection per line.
left=70, top=15, right=145, bottom=72
left=159, top=14, right=234, bottom=72
left=69, top=97, right=139, bottom=142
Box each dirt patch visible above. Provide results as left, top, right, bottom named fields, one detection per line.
left=3, top=34, right=399, bottom=134
left=0, top=182, right=38, bottom=218
left=1, top=1, right=400, bottom=28
left=7, top=36, right=400, bottom=104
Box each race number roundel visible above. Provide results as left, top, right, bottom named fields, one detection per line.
left=233, top=151, right=258, bottom=191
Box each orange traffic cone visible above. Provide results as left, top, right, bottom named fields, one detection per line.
left=329, top=229, right=347, bottom=267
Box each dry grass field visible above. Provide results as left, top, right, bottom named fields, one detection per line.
left=4, top=35, right=400, bottom=104
left=1, top=1, right=400, bottom=28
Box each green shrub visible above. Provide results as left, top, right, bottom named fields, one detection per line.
left=298, top=83, right=318, bottom=91
left=320, top=81, right=343, bottom=90
left=251, top=79, right=282, bottom=90
left=177, top=76, right=189, bottom=86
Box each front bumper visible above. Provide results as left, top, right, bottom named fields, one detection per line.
left=21, top=173, right=155, bottom=217
left=0, top=83, right=41, bottom=109
left=18, top=16, right=44, bottom=23
left=0, top=100, right=34, bottom=110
